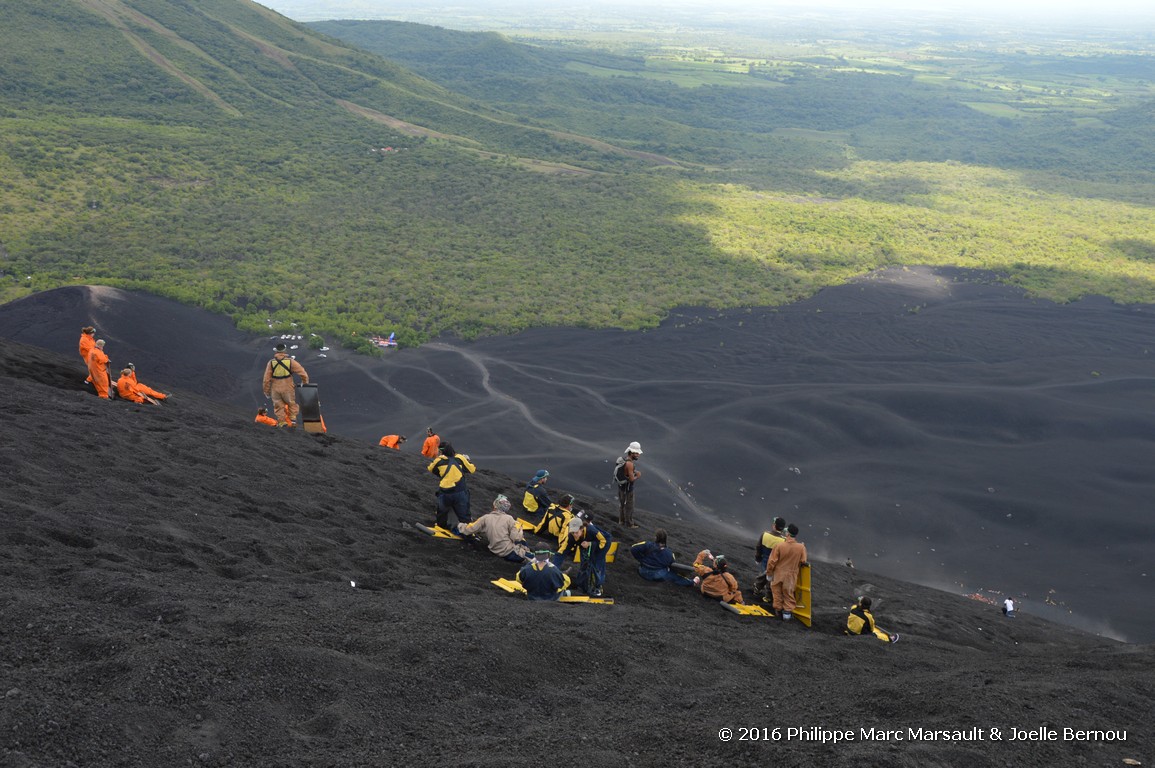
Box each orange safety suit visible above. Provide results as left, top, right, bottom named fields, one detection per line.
left=421, top=433, right=441, bottom=458
left=767, top=535, right=808, bottom=614
left=116, top=374, right=147, bottom=403
left=700, top=569, right=744, bottom=604
left=262, top=352, right=309, bottom=426
left=127, top=370, right=166, bottom=400
left=255, top=412, right=278, bottom=426
left=87, top=346, right=111, bottom=399
left=379, top=435, right=404, bottom=449
left=79, top=331, right=95, bottom=383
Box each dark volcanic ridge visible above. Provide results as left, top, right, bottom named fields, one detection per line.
left=2, top=268, right=1154, bottom=643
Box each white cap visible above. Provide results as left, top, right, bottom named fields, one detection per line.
left=626, top=441, right=643, bottom=455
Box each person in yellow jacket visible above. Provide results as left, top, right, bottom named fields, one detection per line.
left=262, top=343, right=308, bottom=427
left=533, top=494, right=575, bottom=540
left=845, top=597, right=899, bottom=643
left=254, top=408, right=278, bottom=426
left=428, top=443, right=476, bottom=531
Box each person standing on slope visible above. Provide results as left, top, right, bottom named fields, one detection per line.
left=262, top=343, right=309, bottom=427
left=568, top=515, right=612, bottom=597
left=420, top=427, right=441, bottom=459
left=87, top=339, right=112, bottom=399
left=78, top=326, right=96, bottom=385
left=752, top=516, right=788, bottom=601
left=428, top=442, right=476, bottom=531
left=766, top=524, right=807, bottom=621
left=614, top=441, right=643, bottom=528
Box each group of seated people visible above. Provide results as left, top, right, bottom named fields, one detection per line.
left=446, top=469, right=614, bottom=601
left=629, top=529, right=744, bottom=603
left=411, top=452, right=900, bottom=637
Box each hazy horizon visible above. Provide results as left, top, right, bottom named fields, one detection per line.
left=259, top=0, right=1155, bottom=25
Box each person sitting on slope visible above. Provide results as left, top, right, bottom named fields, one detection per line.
left=522, top=469, right=552, bottom=517
left=516, top=550, right=572, bottom=601
left=699, top=555, right=744, bottom=605
left=124, top=363, right=168, bottom=401
left=116, top=368, right=160, bottom=405
left=533, top=493, right=576, bottom=541
left=457, top=495, right=533, bottom=565
left=845, top=596, right=899, bottom=644
left=254, top=407, right=278, bottom=426
left=630, top=528, right=698, bottom=588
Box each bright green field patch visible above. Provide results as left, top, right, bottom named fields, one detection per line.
left=962, top=102, right=1029, bottom=118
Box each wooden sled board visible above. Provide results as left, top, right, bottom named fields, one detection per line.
left=415, top=522, right=464, bottom=540
left=721, top=601, right=775, bottom=617
left=793, top=562, right=812, bottom=627
left=574, top=541, right=619, bottom=564
left=671, top=562, right=696, bottom=575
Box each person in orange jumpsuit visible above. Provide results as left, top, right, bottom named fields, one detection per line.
left=78, top=326, right=96, bottom=384
left=379, top=434, right=406, bottom=449
left=767, top=523, right=808, bottom=621
left=699, top=555, right=744, bottom=604
left=420, top=427, right=441, bottom=458
left=87, top=339, right=111, bottom=399
left=124, top=363, right=168, bottom=401
left=254, top=407, right=278, bottom=426
left=262, top=343, right=309, bottom=427
left=116, top=368, right=160, bottom=404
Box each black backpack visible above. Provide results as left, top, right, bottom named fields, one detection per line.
left=613, top=456, right=629, bottom=487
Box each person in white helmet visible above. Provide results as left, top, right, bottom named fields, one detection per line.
left=613, top=441, right=643, bottom=528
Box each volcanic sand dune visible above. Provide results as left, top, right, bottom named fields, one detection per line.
left=1, top=332, right=1154, bottom=766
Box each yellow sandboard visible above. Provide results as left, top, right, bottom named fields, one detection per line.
left=491, top=579, right=613, bottom=604
left=415, top=522, right=464, bottom=540
left=492, top=578, right=526, bottom=593
left=793, top=562, right=812, bottom=627
left=515, top=518, right=537, bottom=531
left=574, top=541, right=619, bottom=564
left=721, top=601, right=775, bottom=617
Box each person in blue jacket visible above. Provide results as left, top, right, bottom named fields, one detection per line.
left=516, top=550, right=571, bottom=601
left=630, top=529, right=698, bottom=587
left=568, top=516, right=612, bottom=597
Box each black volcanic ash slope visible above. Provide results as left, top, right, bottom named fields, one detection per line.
left=0, top=337, right=1152, bottom=768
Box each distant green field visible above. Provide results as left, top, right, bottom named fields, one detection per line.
left=5, top=4, right=1155, bottom=350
